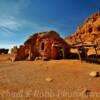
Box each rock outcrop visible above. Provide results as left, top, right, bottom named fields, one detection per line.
left=65, top=12, right=100, bottom=45
left=11, top=31, right=70, bottom=61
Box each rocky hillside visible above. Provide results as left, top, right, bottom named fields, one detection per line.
left=65, top=12, right=100, bottom=45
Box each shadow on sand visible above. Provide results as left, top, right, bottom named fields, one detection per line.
left=68, top=53, right=100, bottom=64
left=86, top=54, right=100, bottom=64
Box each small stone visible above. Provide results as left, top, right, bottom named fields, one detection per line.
left=45, top=77, right=53, bottom=82
left=89, top=71, right=99, bottom=77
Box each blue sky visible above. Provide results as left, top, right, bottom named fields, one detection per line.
left=0, top=0, right=100, bottom=48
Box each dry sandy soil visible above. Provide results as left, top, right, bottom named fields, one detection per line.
left=0, top=54, right=100, bottom=100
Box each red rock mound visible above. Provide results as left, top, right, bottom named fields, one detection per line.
left=11, top=31, right=70, bottom=61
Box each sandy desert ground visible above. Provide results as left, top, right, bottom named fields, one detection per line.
left=0, top=54, right=100, bottom=100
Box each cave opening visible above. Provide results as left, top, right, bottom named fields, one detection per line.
left=97, top=26, right=100, bottom=31
left=88, top=27, right=93, bottom=33
left=41, top=42, right=45, bottom=50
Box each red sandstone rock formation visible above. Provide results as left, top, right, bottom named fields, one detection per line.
left=65, top=12, right=100, bottom=45
left=11, top=31, right=70, bottom=61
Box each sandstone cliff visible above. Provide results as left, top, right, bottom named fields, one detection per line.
left=65, top=12, right=100, bottom=45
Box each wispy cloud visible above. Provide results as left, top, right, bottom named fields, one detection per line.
left=0, top=16, right=22, bottom=37
left=0, top=14, right=54, bottom=38
left=0, top=17, right=20, bottom=30
left=0, top=0, right=32, bottom=37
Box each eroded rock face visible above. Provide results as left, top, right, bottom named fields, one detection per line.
left=11, top=31, right=70, bottom=61
left=65, top=12, right=100, bottom=45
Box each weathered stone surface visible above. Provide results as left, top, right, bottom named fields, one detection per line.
left=11, top=31, right=70, bottom=61
left=65, top=12, right=100, bottom=45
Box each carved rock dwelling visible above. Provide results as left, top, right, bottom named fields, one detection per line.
left=11, top=31, right=70, bottom=61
